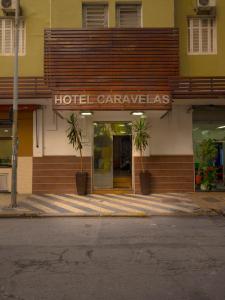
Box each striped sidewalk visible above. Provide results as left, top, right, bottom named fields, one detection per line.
left=21, top=193, right=201, bottom=216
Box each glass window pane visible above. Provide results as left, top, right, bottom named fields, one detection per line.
left=188, top=17, right=216, bottom=54
left=0, top=127, right=12, bottom=166
left=0, top=127, right=12, bottom=137
left=0, top=19, right=26, bottom=56
left=0, top=140, right=12, bottom=166
left=193, top=118, right=225, bottom=191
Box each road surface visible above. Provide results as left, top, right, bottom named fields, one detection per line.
left=0, top=217, right=224, bottom=300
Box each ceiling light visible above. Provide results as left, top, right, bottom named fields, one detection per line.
left=80, top=111, right=93, bottom=116
left=131, top=111, right=144, bottom=116
left=217, top=125, right=225, bottom=129
left=202, top=130, right=209, bottom=135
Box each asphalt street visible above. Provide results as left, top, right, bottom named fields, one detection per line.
left=0, top=217, right=225, bottom=300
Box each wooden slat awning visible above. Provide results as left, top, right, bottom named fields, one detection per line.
left=44, top=28, right=179, bottom=92
left=0, top=77, right=51, bottom=99
left=170, top=77, right=225, bottom=99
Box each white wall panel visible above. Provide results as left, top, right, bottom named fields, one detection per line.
left=42, top=106, right=193, bottom=157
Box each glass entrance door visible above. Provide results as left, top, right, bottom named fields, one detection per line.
left=113, top=135, right=132, bottom=189
left=93, top=122, right=132, bottom=190
left=93, top=123, right=113, bottom=189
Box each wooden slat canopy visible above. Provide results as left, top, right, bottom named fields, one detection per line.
left=170, top=77, right=225, bottom=99
left=44, top=28, right=179, bottom=92
left=0, top=77, right=51, bottom=99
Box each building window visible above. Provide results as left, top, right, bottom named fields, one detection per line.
left=116, top=4, right=141, bottom=28
left=0, top=127, right=12, bottom=167
left=0, top=18, right=26, bottom=56
left=82, top=4, right=108, bottom=28
left=188, top=17, right=217, bottom=55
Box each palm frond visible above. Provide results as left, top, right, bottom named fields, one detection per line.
left=66, top=113, right=83, bottom=151
left=132, top=118, right=150, bottom=172
left=133, top=118, right=150, bottom=153
left=66, top=113, right=84, bottom=172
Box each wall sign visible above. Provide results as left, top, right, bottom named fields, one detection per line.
left=53, top=93, right=172, bottom=111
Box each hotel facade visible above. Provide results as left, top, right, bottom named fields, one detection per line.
left=0, top=0, right=225, bottom=194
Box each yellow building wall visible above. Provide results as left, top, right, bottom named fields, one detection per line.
left=175, top=0, right=225, bottom=76
left=0, top=0, right=174, bottom=77
left=0, top=140, right=11, bottom=158
left=0, top=111, right=33, bottom=193
left=51, top=0, right=174, bottom=28
left=18, top=111, right=33, bottom=156
left=0, top=158, right=33, bottom=194
left=17, top=157, right=33, bottom=194
left=0, top=0, right=50, bottom=77
left=1, top=0, right=225, bottom=78
left=0, top=111, right=33, bottom=156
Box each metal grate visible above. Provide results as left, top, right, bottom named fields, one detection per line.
left=116, top=4, right=141, bottom=28
left=82, top=4, right=108, bottom=28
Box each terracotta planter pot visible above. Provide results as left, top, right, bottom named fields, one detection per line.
left=76, top=172, right=88, bottom=195
left=140, top=171, right=151, bottom=195
left=195, top=175, right=202, bottom=185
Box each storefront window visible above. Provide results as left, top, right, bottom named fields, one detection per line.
left=0, top=127, right=12, bottom=167
left=193, top=121, right=225, bottom=191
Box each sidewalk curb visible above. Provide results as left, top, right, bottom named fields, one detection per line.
left=0, top=207, right=40, bottom=218
left=0, top=210, right=222, bottom=218
left=0, top=212, right=40, bottom=218
left=0, top=213, right=39, bottom=218
left=209, top=208, right=225, bottom=216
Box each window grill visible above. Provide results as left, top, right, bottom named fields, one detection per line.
left=82, top=4, right=108, bottom=28
left=116, top=4, right=141, bottom=28
left=0, top=18, right=26, bottom=56
left=188, top=17, right=217, bottom=55
left=0, top=174, right=8, bottom=192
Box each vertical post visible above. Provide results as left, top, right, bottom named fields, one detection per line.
left=11, top=0, right=20, bottom=208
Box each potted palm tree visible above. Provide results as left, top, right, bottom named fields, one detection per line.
left=133, top=118, right=151, bottom=195
left=66, top=113, right=88, bottom=195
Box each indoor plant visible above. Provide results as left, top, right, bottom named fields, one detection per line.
left=196, top=139, right=217, bottom=191
left=200, top=166, right=217, bottom=191
left=67, top=113, right=88, bottom=195
left=133, top=118, right=150, bottom=195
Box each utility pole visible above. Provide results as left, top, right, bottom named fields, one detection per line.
left=11, top=0, right=20, bottom=208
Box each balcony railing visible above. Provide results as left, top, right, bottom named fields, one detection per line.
left=170, top=77, right=225, bottom=99
left=0, top=77, right=51, bottom=99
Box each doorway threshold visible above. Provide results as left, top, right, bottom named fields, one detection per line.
left=93, top=189, right=133, bottom=195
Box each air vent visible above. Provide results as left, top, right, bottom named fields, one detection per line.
left=197, top=0, right=216, bottom=8
left=0, top=0, right=16, bottom=10
left=199, top=0, right=210, bottom=6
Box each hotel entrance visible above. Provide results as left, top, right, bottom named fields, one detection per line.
left=93, top=122, right=132, bottom=191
